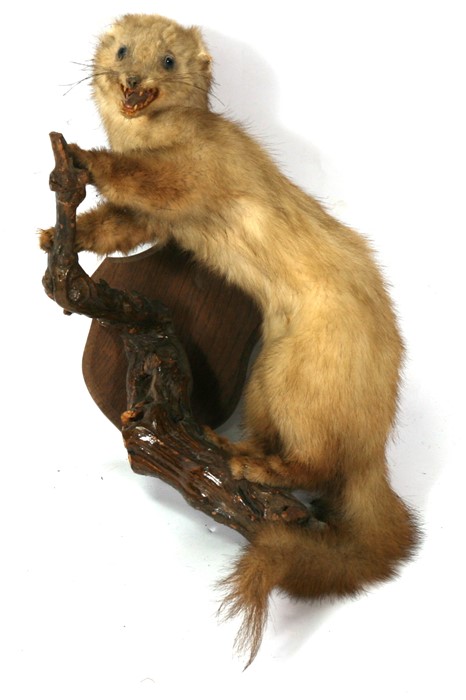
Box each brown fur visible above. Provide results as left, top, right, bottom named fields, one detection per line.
left=40, top=13, right=419, bottom=665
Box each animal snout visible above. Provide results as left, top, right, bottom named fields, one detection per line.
left=126, top=75, right=141, bottom=89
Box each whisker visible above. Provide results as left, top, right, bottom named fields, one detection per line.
left=62, top=62, right=225, bottom=107
left=70, top=60, right=94, bottom=69
left=61, top=76, right=92, bottom=96
left=167, top=76, right=225, bottom=108
left=61, top=71, right=112, bottom=96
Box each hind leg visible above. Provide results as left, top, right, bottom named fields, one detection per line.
left=202, top=361, right=280, bottom=459
left=230, top=453, right=323, bottom=489
left=230, top=453, right=290, bottom=485
left=229, top=347, right=341, bottom=490
left=202, top=426, right=264, bottom=457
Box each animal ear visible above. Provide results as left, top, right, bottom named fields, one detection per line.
left=99, top=31, right=116, bottom=49
left=198, top=51, right=212, bottom=69
left=190, top=26, right=212, bottom=69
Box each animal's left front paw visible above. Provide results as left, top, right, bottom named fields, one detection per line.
left=38, top=226, right=55, bottom=251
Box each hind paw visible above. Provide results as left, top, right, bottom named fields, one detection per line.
left=230, top=456, right=285, bottom=486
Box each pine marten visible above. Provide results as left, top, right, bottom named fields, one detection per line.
left=40, top=13, right=419, bottom=665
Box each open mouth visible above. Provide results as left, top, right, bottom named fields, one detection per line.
left=120, top=85, right=159, bottom=116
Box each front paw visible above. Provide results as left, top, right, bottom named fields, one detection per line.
left=67, top=144, right=95, bottom=182
left=38, top=226, right=55, bottom=251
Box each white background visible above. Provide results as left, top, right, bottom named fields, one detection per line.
left=1, top=0, right=464, bottom=697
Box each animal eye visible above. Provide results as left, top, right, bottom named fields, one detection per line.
left=116, top=46, right=127, bottom=60
left=162, top=55, right=175, bottom=70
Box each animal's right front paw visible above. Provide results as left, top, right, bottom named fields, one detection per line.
left=38, top=227, right=56, bottom=251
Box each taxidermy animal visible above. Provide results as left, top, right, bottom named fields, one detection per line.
left=40, top=13, right=419, bottom=665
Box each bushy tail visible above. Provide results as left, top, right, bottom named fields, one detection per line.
left=218, top=549, right=271, bottom=666
left=218, top=476, right=419, bottom=667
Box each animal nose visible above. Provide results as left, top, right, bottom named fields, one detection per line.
left=126, top=75, right=141, bottom=89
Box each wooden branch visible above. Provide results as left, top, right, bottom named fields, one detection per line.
left=121, top=330, right=314, bottom=540
left=43, top=132, right=317, bottom=541
left=43, top=132, right=168, bottom=326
